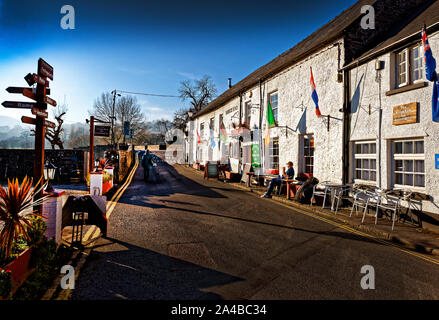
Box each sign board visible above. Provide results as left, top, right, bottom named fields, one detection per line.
left=251, top=144, right=261, bottom=168
left=31, top=108, right=48, bottom=118
left=94, top=125, right=111, bottom=137
left=21, top=116, right=36, bottom=125
left=44, top=96, right=57, bottom=107
left=2, top=101, right=35, bottom=109
left=38, top=58, right=53, bottom=80
left=44, top=120, right=56, bottom=129
left=436, top=154, right=439, bottom=170
left=205, top=162, right=219, bottom=178
left=123, top=121, right=130, bottom=135
left=32, top=74, right=47, bottom=86
left=22, top=88, right=36, bottom=100
left=393, top=102, right=417, bottom=125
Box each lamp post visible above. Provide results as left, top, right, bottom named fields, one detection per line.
left=110, top=90, right=121, bottom=148
left=43, top=161, right=57, bottom=192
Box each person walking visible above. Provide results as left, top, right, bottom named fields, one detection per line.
left=261, top=161, right=295, bottom=198
left=142, top=149, right=154, bottom=182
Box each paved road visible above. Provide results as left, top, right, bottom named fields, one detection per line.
left=72, top=157, right=439, bottom=300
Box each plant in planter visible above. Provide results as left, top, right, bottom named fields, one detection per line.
left=0, top=176, right=48, bottom=261
left=0, top=269, right=12, bottom=299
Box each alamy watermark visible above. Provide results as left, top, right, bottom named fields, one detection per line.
left=361, top=5, right=375, bottom=30
left=60, top=5, right=75, bottom=30
left=60, top=265, right=75, bottom=289
left=360, top=265, right=375, bottom=290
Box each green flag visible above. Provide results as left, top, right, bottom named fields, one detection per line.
left=267, top=101, right=276, bottom=127
left=219, top=119, right=228, bottom=143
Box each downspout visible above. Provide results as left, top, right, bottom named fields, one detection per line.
left=259, top=80, right=264, bottom=173
left=342, top=69, right=351, bottom=185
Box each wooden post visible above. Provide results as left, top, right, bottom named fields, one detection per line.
left=89, top=116, right=95, bottom=174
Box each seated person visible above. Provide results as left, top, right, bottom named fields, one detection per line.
left=261, top=161, right=295, bottom=198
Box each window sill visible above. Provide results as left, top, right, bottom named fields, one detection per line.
left=386, top=82, right=427, bottom=96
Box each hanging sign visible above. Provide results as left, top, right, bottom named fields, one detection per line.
left=251, top=144, right=261, bottom=168
left=393, top=102, right=417, bottom=125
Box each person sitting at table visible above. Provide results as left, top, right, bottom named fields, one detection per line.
left=261, top=161, right=295, bottom=198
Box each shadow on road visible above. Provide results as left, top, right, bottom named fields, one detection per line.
left=72, top=237, right=243, bottom=300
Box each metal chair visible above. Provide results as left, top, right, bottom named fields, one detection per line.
left=332, top=186, right=353, bottom=214
left=349, top=188, right=378, bottom=222
left=311, top=181, right=331, bottom=208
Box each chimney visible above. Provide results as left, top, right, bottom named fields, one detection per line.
left=228, top=78, right=232, bottom=89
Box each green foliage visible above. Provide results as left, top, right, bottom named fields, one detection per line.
left=0, top=269, right=12, bottom=299
left=27, top=215, right=47, bottom=245
left=30, top=238, right=57, bottom=269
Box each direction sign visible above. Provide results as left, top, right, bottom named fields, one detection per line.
left=44, top=96, right=57, bottom=107
left=6, top=87, right=50, bottom=95
left=2, top=101, right=36, bottom=109
left=32, top=74, right=47, bottom=86
left=38, top=58, right=53, bottom=80
left=94, top=125, right=111, bottom=137
left=31, top=108, right=48, bottom=118
left=44, top=120, right=56, bottom=129
left=22, top=88, right=36, bottom=100
left=21, top=116, right=36, bottom=125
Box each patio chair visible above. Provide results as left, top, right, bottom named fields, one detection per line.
left=311, top=181, right=331, bottom=208
left=375, top=189, right=402, bottom=231
left=349, top=188, right=378, bottom=222
left=332, top=186, right=353, bottom=214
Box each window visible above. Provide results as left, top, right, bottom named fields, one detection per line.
left=269, top=92, right=278, bottom=123
left=268, top=138, right=279, bottom=170
left=354, top=141, right=377, bottom=182
left=245, top=101, right=251, bottom=127
left=396, top=45, right=424, bottom=88
left=303, top=135, right=314, bottom=175
left=393, top=139, right=425, bottom=188
left=411, top=46, right=424, bottom=82
left=200, top=123, right=204, bottom=140
left=210, top=117, right=215, bottom=132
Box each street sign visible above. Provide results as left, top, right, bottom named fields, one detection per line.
left=436, top=154, right=439, bottom=170
left=44, top=120, right=56, bottom=129
left=44, top=96, right=57, bottom=106
left=2, top=101, right=36, bottom=109
left=6, top=86, right=50, bottom=95
left=31, top=107, right=48, bottom=118
left=22, top=88, right=36, bottom=100
left=38, top=58, right=53, bottom=80
left=32, top=74, right=47, bottom=86
left=123, top=121, right=130, bottom=135
left=21, top=116, right=36, bottom=125
left=94, top=125, right=111, bottom=137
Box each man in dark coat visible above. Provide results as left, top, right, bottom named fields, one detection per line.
left=142, top=149, right=154, bottom=182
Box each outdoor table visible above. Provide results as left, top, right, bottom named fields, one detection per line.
left=284, top=179, right=300, bottom=200
left=319, top=182, right=350, bottom=210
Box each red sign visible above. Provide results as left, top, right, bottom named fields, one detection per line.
left=2, top=101, right=35, bottom=109
left=38, top=58, right=53, bottom=80
left=22, top=88, right=36, bottom=100
left=21, top=116, right=36, bottom=125
left=31, top=108, right=48, bottom=118
left=44, top=120, right=56, bottom=129
left=44, top=96, right=57, bottom=107
left=32, top=74, right=47, bottom=86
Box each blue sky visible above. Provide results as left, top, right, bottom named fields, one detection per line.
left=0, top=0, right=357, bottom=124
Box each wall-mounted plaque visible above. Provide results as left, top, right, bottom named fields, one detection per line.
left=393, top=102, right=417, bottom=125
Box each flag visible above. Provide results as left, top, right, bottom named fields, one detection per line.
left=267, top=101, right=276, bottom=127
left=264, top=128, right=270, bottom=147
left=219, top=119, right=228, bottom=143
left=310, top=67, right=322, bottom=117
left=197, top=131, right=200, bottom=144
left=422, top=25, right=439, bottom=122
left=209, top=128, right=216, bottom=148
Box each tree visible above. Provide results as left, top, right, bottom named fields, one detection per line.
left=178, top=75, right=217, bottom=112
left=174, top=75, right=217, bottom=130
left=31, top=104, right=68, bottom=149
left=115, top=95, right=144, bottom=143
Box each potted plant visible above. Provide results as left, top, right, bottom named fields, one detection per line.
left=0, top=176, right=48, bottom=298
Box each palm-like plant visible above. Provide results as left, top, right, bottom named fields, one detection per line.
left=0, top=176, right=48, bottom=260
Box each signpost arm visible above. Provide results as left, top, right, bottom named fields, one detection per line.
left=89, top=116, right=95, bottom=174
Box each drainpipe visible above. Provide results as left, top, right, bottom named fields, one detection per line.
left=259, top=80, right=264, bottom=173
left=342, top=69, right=351, bottom=185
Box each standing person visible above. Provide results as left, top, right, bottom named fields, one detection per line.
left=142, top=149, right=154, bottom=182
left=261, top=161, right=295, bottom=198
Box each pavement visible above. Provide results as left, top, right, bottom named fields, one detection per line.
left=70, top=158, right=439, bottom=299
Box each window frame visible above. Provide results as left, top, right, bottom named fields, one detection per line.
left=392, top=139, right=425, bottom=190
left=268, top=137, right=279, bottom=171
left=395, top=45, right=424, bottom=88
left=302, top=135, right=314, bottom=175
left=268, top=91, right=279, bottom=124
left=353, top=141, right=377, bottom=184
